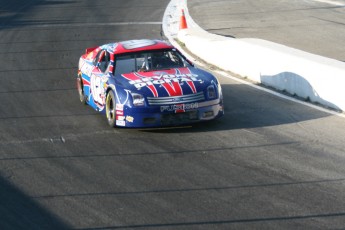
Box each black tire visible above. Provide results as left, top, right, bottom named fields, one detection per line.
left=106, top=90, right=116, bottom=127
left=77, top=74, right=87, bottom=104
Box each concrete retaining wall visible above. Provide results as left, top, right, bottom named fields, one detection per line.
left=163, top=0, right=345, bottom=112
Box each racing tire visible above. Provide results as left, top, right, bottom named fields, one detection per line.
left=77, top=74, right=87, bottom=104
left=106, top=90, right=117, bottom=127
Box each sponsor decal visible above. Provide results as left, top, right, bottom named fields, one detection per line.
left=122, top=69, right=200, bottom=97
left=116, top=110, right=124, bottom=115
left=116, top=120, right=125, bottom=126
left=160, top=103, right=199, bottom=112
left=116, top=116, right=125, bottom=121
left=116, top=104, right=124, bottom=110
left=126, top=116, right=134, bottom=123
left=90, top=74, right=106, bottom=109
left=128, top=74, right=200, bottom=90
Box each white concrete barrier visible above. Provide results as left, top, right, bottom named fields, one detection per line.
left=163, top=0, right=345, bottom=112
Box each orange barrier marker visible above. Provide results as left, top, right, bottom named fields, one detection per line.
left=179, top=9, right=188, bottom=30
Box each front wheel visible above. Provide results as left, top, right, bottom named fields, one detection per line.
left=106, top=90, right=116, bottom=127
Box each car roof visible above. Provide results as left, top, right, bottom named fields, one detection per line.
left=103, top=39, right=174, bottom=55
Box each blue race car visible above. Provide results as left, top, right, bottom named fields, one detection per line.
left=77, top=39, right=224, bottom=128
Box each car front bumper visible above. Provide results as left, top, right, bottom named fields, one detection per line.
left=113, top=99, right=224, bottom=128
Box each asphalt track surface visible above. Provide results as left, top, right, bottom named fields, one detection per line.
left=188, top=0, right=345, bottom=61
left=1, top=0, right=345, bottom=229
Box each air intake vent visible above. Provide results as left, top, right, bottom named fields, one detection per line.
left=147, top=92, right=205, bottom=105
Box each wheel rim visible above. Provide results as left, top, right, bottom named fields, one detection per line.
left=106, top=94, right=115, bottom=122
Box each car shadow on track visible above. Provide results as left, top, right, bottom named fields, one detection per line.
left=142, top=84, right=333, bottom=133
left=0, top=176, right=70, bottom=229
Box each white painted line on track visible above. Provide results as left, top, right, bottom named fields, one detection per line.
left=311, top=0, right=345, bottom=6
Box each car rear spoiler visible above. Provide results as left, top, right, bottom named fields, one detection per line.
left=85, top=46, right=98, bottom=54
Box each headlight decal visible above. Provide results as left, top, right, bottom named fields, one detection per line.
left=207, top=85, right=216, bottom=99
left=131, top=92, right=145, bottom=106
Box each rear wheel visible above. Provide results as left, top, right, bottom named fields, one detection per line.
left=106, top=90, right=116, bottom=127
left=77, top=74, right=87, bottom=104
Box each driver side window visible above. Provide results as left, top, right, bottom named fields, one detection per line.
left=99, top=51, right=110, bottom=72
left=94, top=50, right=111, bottom=73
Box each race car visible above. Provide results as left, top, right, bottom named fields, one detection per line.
left=77, top=39, right=224, bottom=128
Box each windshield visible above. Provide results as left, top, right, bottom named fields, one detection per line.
left=114, top=49, right=191, bottom=75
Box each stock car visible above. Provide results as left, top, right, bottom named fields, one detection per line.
left=77, top=39, right=224, bottom=128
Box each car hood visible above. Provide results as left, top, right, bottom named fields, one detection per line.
left=115, top=67, right=216, bottom=97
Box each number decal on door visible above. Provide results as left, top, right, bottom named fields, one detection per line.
left=91, top=74, right=105, bottom=107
